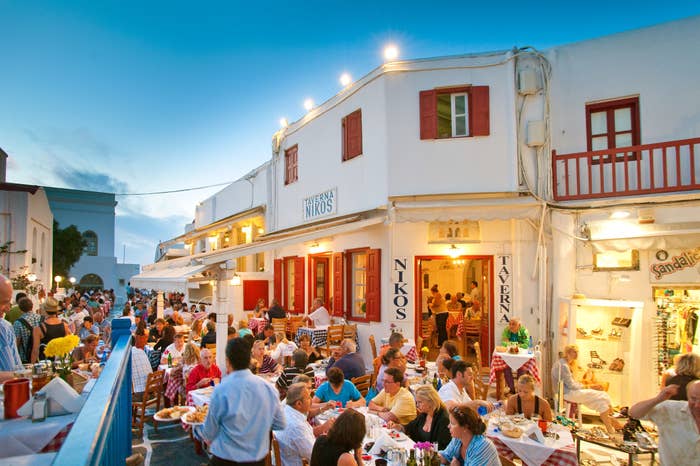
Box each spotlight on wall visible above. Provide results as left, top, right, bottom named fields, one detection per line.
left=447, top=244, right=461, bottom=259
left=69, top=277, right=76, bottom=285
left=230, top=273, right=242, bottom=286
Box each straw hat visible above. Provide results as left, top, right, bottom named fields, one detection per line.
left=42, top=297, right=60, bottom=314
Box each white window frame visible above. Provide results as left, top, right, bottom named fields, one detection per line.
left=350, top=251, right=367, bottom=318
left=451, top=93, right=469, bottom=137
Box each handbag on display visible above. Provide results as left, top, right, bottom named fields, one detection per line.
left=609, top=358, right=625, bottom=371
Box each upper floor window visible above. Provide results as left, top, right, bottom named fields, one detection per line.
left=285, top=145, right=298, bottom=185
left=586, top=97, right=640, bottom=161
left=342, top=109, right=363, bottom=161
left=420, top=86, right=490, bottom=140
left=82, top=230, right=98, bottom=256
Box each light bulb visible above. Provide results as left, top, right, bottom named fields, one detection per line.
left=383, top=44, right=399, bottom=61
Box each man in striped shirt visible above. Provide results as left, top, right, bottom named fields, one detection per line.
left=277, top=349, right=315, bottom=393
left=0, top=275, right=23, bottom=377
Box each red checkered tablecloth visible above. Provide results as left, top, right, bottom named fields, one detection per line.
left=447, top=313, right=463, bottom=336
left=249, top=318, right=267, bottom=335
left=489, top=353, right=541, bottom=384
left=39, top=422, right=74, bottom=453
left=489, top=435, right=577, bottom=466
left=379, top=341, right=418, bottom=363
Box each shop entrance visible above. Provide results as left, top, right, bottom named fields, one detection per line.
left=414, top=255, right=494, bottom=366
left=308, top=253, right=331, bottom=310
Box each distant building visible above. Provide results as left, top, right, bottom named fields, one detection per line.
left=43, top=187, right=139, bottom=303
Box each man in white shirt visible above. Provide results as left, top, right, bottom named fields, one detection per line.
left=629, top=380, right=700, bottom=466
left=306, top=298, right=331, bottom=327
left=439, top=360, right=492, bottom=412
left=274, top=383, right=322, bottom=466
left=131, top=333, right=153, bottom=401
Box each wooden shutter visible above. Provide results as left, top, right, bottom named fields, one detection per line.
left=343, top=109, right=363, bottom=160
left=273, top=259, right=282, bottom=303
left=243, top=280, right=269, bottom=311
left=419, top=90, right=437, bottom=140
left=332, top=252, right=344, bottom=316
left=471, top=86, right=490, bottom=136
left=293, top=256, right=305, bottom=313
left=365, top=248, right=381, bottom=322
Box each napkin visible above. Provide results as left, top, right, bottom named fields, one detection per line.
left=369, top=431, right=400, bottom=456
left=17, top=377, right=85, bottom=417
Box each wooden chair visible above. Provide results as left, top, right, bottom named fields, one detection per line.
left=132, top=370, right=165, bottom=437
left=271, top=318, right=287, bottom=336
left=472, top=342, right=491, bottom=378
left=351, top=374, right=372, bottom=397
left=448, top=311, right=462, bottom=338
left=462, top=320, right=481, bottom=356
left=205, top=343, right=217, bottom=359
left=420, top=320, right=436, bottom=348
left=499, top=454, right=518, bottom=466
left=368, top=335, right=378, bottom=360
left=271, top=432, right=282, bottom=466
left=288, top=317, right=305, bottom=341
left=323, top=324, right=345, bottom=357
left=343, top=324, right=358, bottom=342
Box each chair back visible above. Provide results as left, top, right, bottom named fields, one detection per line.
left=463, top=320, right=480, bottom=335
left=415, top=336, right=423, bottom=354
left=368, top=335, right=378, bottom=359
left=498, top=454, right=517, bottom=466
left=326, top=325, right=344, bottom=345
left=271, top=318, right=287, bottom=336
left=288, top=317, right=305, bottom=340
left=351, top=374, right=372, bottom=397
left=271, top=432, right=282, bottom=466
left=420, top=320, right=434, bottom=337
left=343, top=324, right=358, bottom=341
left=473, top=342, right=489, bottom=375
left=144, top=370, right=165, bottom=403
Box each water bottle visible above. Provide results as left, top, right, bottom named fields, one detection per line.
left=528, top=335, right=534, bottom=355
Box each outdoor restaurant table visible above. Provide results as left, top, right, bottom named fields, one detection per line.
left=379, top=337, right=418, bottom=363
left=0, top=412, right=78, bottom=459
left=249, top=317, right=267, bottom=335
left=489, top=348, right=541, bottom=399
left=295, top=325, right=360, bottom=349
left=486, top=418, right=577, bottom=466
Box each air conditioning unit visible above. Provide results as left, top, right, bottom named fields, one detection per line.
left=518, top=68, right=541, bottom=95
left=526, top=120, right=545, bottom=147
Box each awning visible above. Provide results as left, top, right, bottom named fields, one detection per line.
left=129, top=263, right=213, bottom=292
left=392, top=197, right=543, bottom=222
left=589, top=221, right=700, bottom=252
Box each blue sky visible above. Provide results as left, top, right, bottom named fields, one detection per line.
left=3, top=1, right=699, bottom=267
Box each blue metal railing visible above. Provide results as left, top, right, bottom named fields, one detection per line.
left=52, top=318, right=133, bottom=466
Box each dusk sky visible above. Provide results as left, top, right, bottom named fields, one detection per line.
left=3, top=1, right=699, bottom=268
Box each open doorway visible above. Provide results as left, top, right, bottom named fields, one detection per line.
left=308, top=253, right=331, bottom=310
left=414, top=255, right=494, bottom=366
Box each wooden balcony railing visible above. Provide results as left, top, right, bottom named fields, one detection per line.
left=52, top=318, right=132, bottom=466
left=552, top=137, right=700, bottom=201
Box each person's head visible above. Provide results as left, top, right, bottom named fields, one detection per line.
left=516, top=374, right=536, bottom=398
left=199, top=303, right=206, bottom=312
left=263, top=324, right=274, bottom=338
left=174, top=333, right=185, bottom=349
left=563, top=344, right=579, bottom=362
left=326, top=409, right=366, bottom=452
left=383, top=367, right=404, bottom=395
left=687, top=380, right=700, bottom=420
left=292, top=373, right=313, bottom=388
left=430, top=284, right=439, bottom=294
left=388, top=332, right=403, bottom=349
left=471, top=280, right=478, bottom=289
left=437, top=355, right=454, bottom=379
left=508, top=317, right=521, bottom=334
left=239, top=319, right=249, bottom=329
left=298, top=333, right=311, bottom=349
left=205, top=320, right=216, bottom=334
left=83, top=315, right=94, bottom=328
left=226, top=337, right=252, bottom=371
left=199, top=348, right=213, bottom=368
left=190, top=304, right=197, bottom=312
left=242, top=333, right=255, bottom=348
left=327, top=367, right=345, bottom=388
left=292, top=349, right=308, bottom=370
left=207, top=312, right=216, bottom=322
left=415, top=385, right=445, bottom=416
left=182, top=343, right=201, bottom=365
left=340, top=339, right=356, bottom=356
left=456, top=292, right=464, bottom=300
left=449, top=405, right=486, bottom=439
left=155, top=318, right=166, bottom=332
left=252, top=339, right=265, bottom=358
left=286, top=382, right=312, bottom=414
left=275, top=332, right=287, bottom=345
left=227, top=327, right=238, bottom=340
left=445, top=293, right=452, bottom=301
left=440, top=341, right=459, bottom=358
left=42, top=297, right=60, bottom=316
left=162, top=324, right=175, bottom=342
left=675, top=353, right=700, bottom=377
left=311, top=297, right=323, bottom=311
left=83, top=334, right=99, bottom=352
left=18, top=297, right=33, bottom=313
left=15, top=291, right=28, bottom=304
left=93, top=311, right=104, bottom=323
left=450, top=360, right=474, bottom=386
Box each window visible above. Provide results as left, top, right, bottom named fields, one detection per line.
left=420, top=86, right=490, bottom=140
left=586, top=97, right=640, bottom=162
left=285, top=145, right=298, bottom=185
left=344, top=248, right=381, bottom=322
left=273, top=256, right=305, bottom=313
left=342, top=109, right=363, bottom=161
left=593, top=249, right=640, bottom=271
left=82, top=230, right=98, bottom=256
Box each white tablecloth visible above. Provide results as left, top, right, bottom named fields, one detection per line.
left=496, top=349, right=535, bottom=371
left=1, top=453, right=57, bottom=466
left=487, top=419, right=575, bottom=466
left=0, top=413, right=77, bottom=459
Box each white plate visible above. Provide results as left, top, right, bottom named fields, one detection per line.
left=181, top=410, right=207, bottom=426
left=154, top=406, right=195, bottom=422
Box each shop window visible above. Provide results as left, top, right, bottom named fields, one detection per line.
left=285, top=145, right=298, bottom=185
left=273, top=256, right=305, bottom=313
left=586, top=97, right=640, bottom=162
left=419, top=86, right=490, bottom=140
left=342, top=109, right=363, bottom=161
left=345, top=248, right=381, bottom=322
left=82, top=230, right=98, bottom=256
left=592, top=249, right=640, bottom=271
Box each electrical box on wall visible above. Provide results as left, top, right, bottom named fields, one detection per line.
left=526, top=120, right=545, bottom=147
left=518, top=68, right=540, bottom=95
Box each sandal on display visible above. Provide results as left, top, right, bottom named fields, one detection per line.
left=577, top=327, right=588, bottom=338
left=608, top=328, right=622, bottom=339
left=588, top=350, right=607, bottom=369
left=609, top=357, right=625, bottom=372
left=590, top=327, right=603, bottom=335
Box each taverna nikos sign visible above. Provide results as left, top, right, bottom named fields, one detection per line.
left=303, top=188, right=337, bottom=221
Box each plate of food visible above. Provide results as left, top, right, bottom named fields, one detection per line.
left=181, top=405, right=209, bottom=425
left=154, top=406, right=194, bottom=422
left=388, top=430, right=407, bottom=441
left=502, top=426, right=523, bottom=439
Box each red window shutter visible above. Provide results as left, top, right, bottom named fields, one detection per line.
left=293, top=256, right=305, bottom=313
left=365, top=248, right=381, bottom=322
left=471, top=86, right=490, bottom=136
left=419, top=90, right=437, bottom=140
left=343, top=110, right=362, bottom=160
left=273, top=259, right=282, bottom=303
left=242, top=280, right=269, bottom=311
left=332, top=252, right=344, bottom=316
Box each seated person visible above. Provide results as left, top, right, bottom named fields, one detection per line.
left=313, top=367, right=365, bottom=408
left=552, top=345, right=620, bottom=433
left=186, top=348, right=221, bottom=392
left=438, top=405, right=500, bottom=466
left=310, top=409, right=366, bottom=466
left=200, top=321, right=217, bottom=348
left=161, top=333, right=186, bottom=364
left=267, top=299, right=286, bottom=320
left=154, top=324, right=175, bottom=353
left=251, top=339, right=281, bottom=374
left=500, top=317, right=530, bottom=392
left=388, top=385, right=451, bottom=450
left=436, top=355, right=454, bottom=384
left=298, top=333, right=323, bottom=363
left=253, top=298, right=268, bottom=319
left=71, top=334, right=99, bottom=368
left=379, top=332, right=414, bottom=361
left=326, top=339, right=365, bottom=380
left=148, top=318, right=166, bottom=343
left=237, top=319, right=253, bottom=338
left=438, top=360, right=491, bottom=413
left=78, top=316, right=99, bottom=340
left=255, top=324, right=276, bottom=346
left=376, top=348, right=407, bottom=392
left=270, top=332, right=299, bottom=365
left=277, top=349, right=315, bottom=393
left=274, top=383, right=321, bottom=466
left=439, top=341, right=461, bottom=360
left=368, top=367, right=417, bottom=424
left=305, top=298, right=331, bottom=327
left=505, top=374, right=553, bottom=421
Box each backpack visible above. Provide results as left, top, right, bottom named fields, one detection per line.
left=17, top=316, right=40, bottom=364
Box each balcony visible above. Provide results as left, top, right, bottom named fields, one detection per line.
left=552, top=137, right=700, bottom=201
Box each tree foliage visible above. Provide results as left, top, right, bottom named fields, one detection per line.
left=53, top=221, right=86, bottom=279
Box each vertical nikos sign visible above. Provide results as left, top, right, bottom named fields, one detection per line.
left=303, top=188, right=337, bottom=221
left=496, top=255, right=513, bottom=323
left=392, top=258, right=409, bottom=320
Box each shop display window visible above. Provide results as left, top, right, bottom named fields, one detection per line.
left=592, top=249, right=639, bottom=271
left=653, top=287, right=700, bottom=378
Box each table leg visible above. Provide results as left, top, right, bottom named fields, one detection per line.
left=576, top=437, right=581, bottom=462
left=496, top=370, right=505, bottom=400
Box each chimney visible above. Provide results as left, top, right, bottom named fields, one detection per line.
left=0, top=147, right=7, bottom=183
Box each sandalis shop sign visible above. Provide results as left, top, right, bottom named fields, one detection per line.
left=649, top=248, right=700, bottom=282
left=303, top=188, right=337, bottom=221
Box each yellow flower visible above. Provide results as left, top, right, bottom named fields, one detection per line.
left=420, top=346, right=430, bottom=354
left=44, top=334, right=81, bottom=359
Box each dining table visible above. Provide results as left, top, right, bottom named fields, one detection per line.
left=295, top=325, right=359, bottom=349
left=486, top=416, right=577, bottom=466
left=489, top=348, right=541, bottom=399
left=249, top=317, right=267, bottom=335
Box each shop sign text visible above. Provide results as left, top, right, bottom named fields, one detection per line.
left=392, top=258, right=409, bottom=320
left=496, top=255, right=513, bottom=323
left=303, top=188, right=337, bottom=221
left=650, top=248, right=700, bottom=281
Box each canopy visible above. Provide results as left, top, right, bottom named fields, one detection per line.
left=129, top=263, right=212, bottom=293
